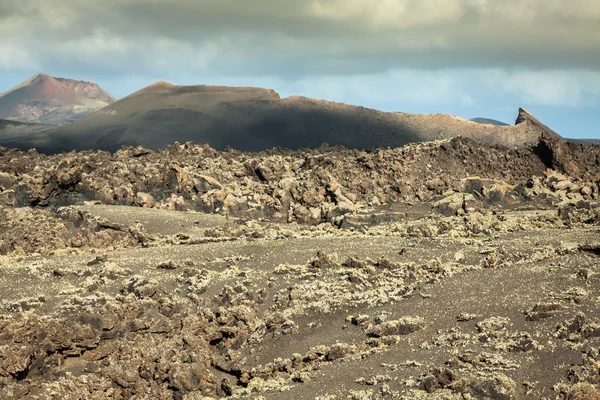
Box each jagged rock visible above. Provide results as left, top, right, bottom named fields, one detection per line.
left=581, top=185, right=593, bottom=198
left=135, top=192, right=155, bottom=207
left=525, top=304, right=565, bottom=321
left=535, top=133, right=582, bottom=176
left=310, top=251, right=339, bottom=269
left=420, top=367, right=517, bottom=399
left=461, top=177, right=521, bottom=205
left=122, top=277, right=159, bottom=298
left=196, top=175, right=223, bottom=193
left=326, top=343, right=357, bottom=361
left=470, top=373, right=518, bottom=400
left=0, top=136, right=598, bottom=223
left=0, top=206, right=149, bottom=255
left=553, top=179, right=574, bottom=191
left=433, top=193, right=466, bottom=216
left=407, top=223, right=439, bottom=237
left=366, top=317, right=424, bottom=337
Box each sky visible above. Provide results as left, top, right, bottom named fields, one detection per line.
left=0, top=0, right=599, bottom=138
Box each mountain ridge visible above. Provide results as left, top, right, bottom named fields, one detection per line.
left=0, top=80, right=573, bottom=154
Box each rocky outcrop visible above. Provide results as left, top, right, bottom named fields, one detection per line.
left=0, top=206, right=150, bottom=255
left=533, top=132, right=598, bottom=176
left=515, top=108, right=562, bottom=140
left=0, top=136, right=598, bottom=226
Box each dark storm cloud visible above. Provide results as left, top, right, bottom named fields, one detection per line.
left=1, top=0, right=599, bottom=75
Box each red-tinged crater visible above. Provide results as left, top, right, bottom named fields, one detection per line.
left=0, top=73, right=116, bottom=126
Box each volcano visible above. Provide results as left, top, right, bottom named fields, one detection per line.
left=0, top=73, right=116, bottom=126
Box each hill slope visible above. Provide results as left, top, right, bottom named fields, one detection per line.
left=0, top=82, right=564, bottom=153
left=0, top=73, right=116, bottom=126
left=0, top=119, right=55, bottom=150
left=43, top=82, right=562, bottom=153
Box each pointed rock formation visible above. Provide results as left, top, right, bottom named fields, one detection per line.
left=515, top=108, right=562, bottom=140
left=0, top=73, right=116, bottom=126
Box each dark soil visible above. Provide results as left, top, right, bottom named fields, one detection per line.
left=0, top=135, right=599, bottom=399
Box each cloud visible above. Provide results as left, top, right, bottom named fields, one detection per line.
left=480, top=69, right=600, bottom=107
left=0, top=0, right=598, bottom=78
left=0, top=44, right=39, bottom=71
left=310, top=0, right=467, bottom=29
left=309, top=0, right=600, bottom=26
left=291, top=69, right=467, bottom=106
left=276, top=68, right=600, bottom=110
left=131, top=67, right=597, bottom=110
left=55, top=30, right=134, bottom=60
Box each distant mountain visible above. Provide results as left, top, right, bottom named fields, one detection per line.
left=569, top=138, right=600, bottom=146
left=470, top=117, right=510, bottom=126
left=0, top=81, right=566, bottom=153
left=0, top=73, right=116, bottom=126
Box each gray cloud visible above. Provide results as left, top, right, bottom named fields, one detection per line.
left=0, top=0, right=599, bottom=76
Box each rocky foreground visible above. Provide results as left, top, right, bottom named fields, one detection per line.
left=0, top=135, right=599, bottom=399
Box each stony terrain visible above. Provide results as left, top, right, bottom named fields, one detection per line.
left=0, top=134, right=599, bottom=399
left=1, top=133, right=597, bottom=224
